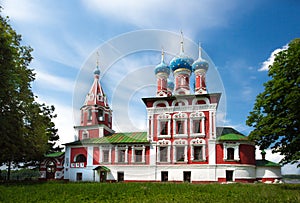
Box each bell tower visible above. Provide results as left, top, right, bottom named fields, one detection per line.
left=74, top=57, right=114, bottom=140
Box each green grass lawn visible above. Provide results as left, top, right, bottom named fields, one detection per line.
left=0, top=182, right=299, bottom=203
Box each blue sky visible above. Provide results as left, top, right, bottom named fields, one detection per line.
left=1, top=0, right=299, bottom=174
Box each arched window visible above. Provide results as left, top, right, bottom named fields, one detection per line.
left=46, top=160, right=56, bottom=173
left=227, top=148, right=234, bottom=160
left=98, top=109, right=104, bottom=121
left=88, top=109, right=92, bottom=121
left=75, top=154, right=86, bottom=162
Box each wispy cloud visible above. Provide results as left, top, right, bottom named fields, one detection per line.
left=82, top=0, right=244, bottom=35
left=34, top=70, right=75, bottom=93
left=258, top=45, right=288, bottom=71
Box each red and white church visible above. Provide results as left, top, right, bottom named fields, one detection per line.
left=40, top=39, right=281, bottom=183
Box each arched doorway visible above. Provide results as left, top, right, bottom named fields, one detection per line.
left=46, top=160, right=56, bottom=179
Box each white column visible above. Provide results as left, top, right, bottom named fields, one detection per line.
left=131, top=146, right=135, bottom=163
left=142, top=146, right=145, bottom=163
left=108, top=146, right=112, bottom=163
left=157, top=146, right=160, bottom=162
left=125, top=146, right=128, bottom=163
left=87, top=146, right=93, bottom=166
left=167, top=145, right=171, bottom=163
left=99, top=146, right=102, bottom=163
left=115, top=146, right=118, bottom=163
left=208, top=140, right=216, bottom=165
left=184, top=145, right=188, bottom=162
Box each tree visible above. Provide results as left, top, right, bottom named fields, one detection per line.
left=0, top=9, right=61, bottom=180
left=246, top=38, right=300, bottom=167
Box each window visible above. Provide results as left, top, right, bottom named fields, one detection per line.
left=193, top=120, right=201, bottom=133
left=173, top=112, right=187, bottom=138
left=190, top=111, right=205, bottom=137
left=103, top=150, right=109, bottom=162
left=193, top=146, right=203, bottom=161
left=223, top=143, right=240, bottom=161
left=176, top=146, right=185, bottom=162
left=135, top=150, right=142, bottom=162
left=157, top=113, right=171, bottom=138
left=160, top=147, right=168, bottom=162
left=82, top=131, right=89, bottom=139
left=190, top=138, right=206, bottom=161
left=161, top=171, right=168, bottom=182
left=98, top=109, right=104, bottom=121
left=118, top=150, right=126, bottom=163
left=117, top=172, right=124, bottom=182
left=227, top=148, right=234, bottom=160
left=183, top=171, right=191, bottom=182
left=226, top=170, right=234, bottom=182
left=75, top=154, right=86, bottom=162
left=76, top=173, right=82, bottom=181
left=160, top=121, right=168, bottom=135
left=88, top=109, right=92, bottom=121
left=176, top=121, right=184, bottom=134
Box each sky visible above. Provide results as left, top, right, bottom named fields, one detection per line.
left=1, top=0, right=299, bottom=174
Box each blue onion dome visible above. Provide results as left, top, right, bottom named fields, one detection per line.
left=94, top=66, right=101, bottom=75
left=192, top=44, right=209, bottom=72
left=167, top=80, right=174, bottom=90
left=154, top=50, right=170, bottom=75
left=170, top=36, right=194, bottom=72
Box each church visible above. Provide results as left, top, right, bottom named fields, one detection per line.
left=40, top=38, right=281, bottom=183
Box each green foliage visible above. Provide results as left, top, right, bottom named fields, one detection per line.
left=0, top=9, right=61, bottom=176
left=247, top=38, right=300, bottom=166
left=0, top=169, right=40, bottom=181
left=0, top=182, right=299, bottom=202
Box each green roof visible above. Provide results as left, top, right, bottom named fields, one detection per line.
left=93, top=166, right=110, bottom=172
left=218, top=133, right=249, bottom=141
left=45, top=152, right=64, bottom=158
left=256, top=160, right=281, bottom=167
left=66, top=132, right=148, bottom=145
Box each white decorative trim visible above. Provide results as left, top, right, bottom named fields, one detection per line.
left=189, top=111, right=206, bottom=138
left=173, top=139, right=188, bottom=163
left=171, top=99, right=189, bottom=106
left=223, top=142, right=240, bottom=161
left=146, top=104, right=217, bottom=115
left=157, top=139, right=171, bottom=163
left=115, top=145, right=128, bottom=163
left=190, top=138, right=206, bottom=161
left=191, top=97, right=210, bottom=105
left=173, top=112, right=188, bottom=138
left=153, top=100, right=169, bottom=108
left=157, top=113, right=171, bottom=139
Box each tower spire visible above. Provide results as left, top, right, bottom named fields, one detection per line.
left=198, top=42, right=202, bottom=60
left=180, top=30, right=184, bottom=54
left=161, top=47, right=165, bottom=63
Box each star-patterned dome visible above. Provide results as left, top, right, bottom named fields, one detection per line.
left=169, top=33, right=194, bottom=72
left=192, top=44, right=209, bottom=72
left=155, top=50, right=170, bottom=75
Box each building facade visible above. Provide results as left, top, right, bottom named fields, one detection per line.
left=41, top=39, right=281, bottom=183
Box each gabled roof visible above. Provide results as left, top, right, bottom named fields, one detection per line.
left=216, top=127, right=244, bottom=137
left=44, top=152, right=65, bottom=158
left=65, top=132, right=148, bottom=146
left=256, top=159, right=281, bottom=167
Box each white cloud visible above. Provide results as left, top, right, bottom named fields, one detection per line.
left=82, top=0, right=241, bottom=34
left=34, top=70, right=75, bottom=93
left=258, top=45, right=288, bottom=71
